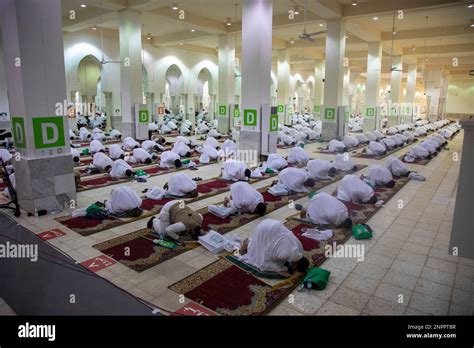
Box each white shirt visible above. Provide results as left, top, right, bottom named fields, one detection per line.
left=307, top=159, right=334, bottom=180
left=366, top=165, right=393, bottom=186
left=110, top=159, right=133, bottom=179
left=333, top=154, right=356, bottom=172
left=307, top=192, right=349, bottom=226
left=230, top=181, right=264, bottom=213
left=385, top=157, right=409, bottom=177
left=172, top=141, right=191, bottom=157
left=328, top=140, right=346, bottom=153
left=264, top=153, right=288, bottom=171
left=160, top=150, right=180, bottom=168
left=109, top=144, right=124, bottom=160
left=204, top=136, right=219, bottom=149
left=92, top=152, right=113, bottom=170
left=287, top=147, right=309, bottom=166
left=89, top=140, right=104, bottom=154
left=123, top=137, right=140, bottom=151
left=167, top=173, right=197, bottom=196
left=337, top=174, right=374, bottom=203
left=222, top=160, right=248, bottom=181
left=240, top=219, right=303, bottom=273
left=106, top=186, right=142, bottom=214
left=278, top=167, right=310, bottom=193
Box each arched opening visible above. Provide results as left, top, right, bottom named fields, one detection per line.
left=77, top=54, right=102, bottom=116
left=197, top=68, right=213, bottom=117
left=164, top=64, right=183, bottom=114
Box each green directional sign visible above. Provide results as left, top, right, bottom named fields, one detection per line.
left=243, top=109, right=257, bottom=126
left=277, top=105, right=285, bottom=113
left=138, top=109, right=149, bottom=123
left=324, top=108, right=336, bottom=120
left=233, top=107, right=240, bottom=118
left=32, top=116, right=65, bottom=149
left=270, top=113, right=278, bottom=132
left=219, top=105, right=227, bottom=117
left=366, top=107, right=375, bottom=117
left=11, top=116, right=26, bottom=149
left=314, top=105, right=320, bottom=113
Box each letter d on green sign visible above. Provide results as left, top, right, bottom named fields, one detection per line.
left=32, top=116, right=65, bottom=149
left=11, top=117, right=26, bottom=149
left=243, top=109, right=257, bottom=126
left=139, top=110, right=149, bottom=123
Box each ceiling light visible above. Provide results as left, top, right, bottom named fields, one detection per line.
left=468, top=4, right=473, bottom=8
left=180, top=42, right=184, bottom=45
left=471, top=23, right=474, bottom=27
left=294, top=5, right=300, bottom=15
left=147, top=37, right=151, bottom=40
left=190, top=29, right=196, bottom=32
left=373, top=17, right=378, bottom=20
left=226, top=17, right=232, bottom=26
left=351, top=1, right=358, bottom=6
left=172, top=3, right=178, bottom=10
left=392, top=31, right=396, bottom=35
left=319, top=23, right=324, bottom=27
left=412, top=46, right=416, bottom=51
left=80, top=4, right=87, bottom=8
left=92, top=27, right=97, bottom=30
left=290, top=38, right=295, bottom=44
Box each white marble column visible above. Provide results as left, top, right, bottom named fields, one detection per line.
left=321, top=18, right=345, bottom=140
left=119, top=9, right=143, bottom=138
left=1, top=0, right=76, bottom=214
left=363, top=42, right=382, bottom=132
left=277, top=49, right=290, bottom=124
left=405, top=64, right=417, bottom=123
left=342, top=67, right=350, bottom=106
left=425, top=69, right=443, bottom=121
left=313, top=59, right=324, bottom=118
left=451, top=119, right=474, bottom=259
left=0, top=30, right=9, bottom=118
left=389, top=55, right=403, bottom=125
left=239, top=0, right=272, bottom=159
left=217, top=34, right=235, bottom=134
left=348, top=70, right=360, bottom=114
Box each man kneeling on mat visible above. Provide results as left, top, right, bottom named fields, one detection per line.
left=105, top=186, right=143, bottom=217
left=336, top=174, right=378, bottom=204
left=163, top=172, right=198, bottom=198
left=297, top=192, right=353, bottom=229
left=208, top=181, right=266, bottom=218
left=147, top=200, right=203, bottom=241
left=239, top=219, right=310, bottom=276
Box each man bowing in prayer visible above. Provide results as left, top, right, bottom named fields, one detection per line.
left=239, top=219, right=309, bottom=276
left=298, top=192, right=353, bottom=228
left=105, top=186, right=143, bottom=217
left=147, top=200, right=204, bottom=241
left=208, top=181, right=267, bottom=218
left=269, top=167, right=315, bottom=196
left=336, top=174, right=377, bottom=204
left=164, top=172, right=198, bottom=198
left=287, top=146, right=310, bottom=167
left=221, top=160, right=252, bottom=182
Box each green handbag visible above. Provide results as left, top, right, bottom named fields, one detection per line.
left=352, top=223, right=373, bottom=240
left=303, top=267, right=331, bottom=290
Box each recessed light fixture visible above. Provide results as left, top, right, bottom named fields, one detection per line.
left=226, top=17, right=232, bottom=26
left=352, top=1, right=358, bottom=6
left=468, top=4, right=473, bottom=8
left=180, top=42, right=184, bottom=45
left=392, top=31, right=396, bottom=35
left=319, top=23, right=324, bottom=27
left=294, top=5, right=300, bottom=15
left=373, top=17, right=378, bottom=20
left=190, top=29, right=196, bottom=32
left=290, top=38, right=295, bottom=44
left=92, top=27, right=97, bottom=30
left=80, top=4, right=87, bottom=8
left=172, top=3, right=178, bottom=10
left=471, top=23, right=474, bottom=27
left=147, top=37, right=151, bottom=40
left=412, top=45, right=416, bottom=51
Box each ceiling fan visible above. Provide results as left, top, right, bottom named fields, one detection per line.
left=98, top=0, right=122, bottom=65
left=298, top=0, right=326, bottom=42
left=389, top=11, right=402, bottom=72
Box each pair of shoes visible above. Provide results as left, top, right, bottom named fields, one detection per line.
left=192, top=177, right=202, bottom=181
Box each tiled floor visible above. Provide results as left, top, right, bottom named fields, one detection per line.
left=6, top=131, right=474, bottom=316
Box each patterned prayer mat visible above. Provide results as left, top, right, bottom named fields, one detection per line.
left=76, top=158, right=207, bottom=192
left=169, top=258, right=298, bottom=316
left=93, top=228, right=199, bottom=272
left=314, top=142, right=368, bottom=154
left=168, top=175, right=410, bottom=315
left=58, top=177, right=232, bottom=236
left=351, top=139, right=418, bottom=160
left=198, top=166, right=366, bottom=234
left=90, top=166, right=364, bottom=270
left=277, top=139, right=320, bottom=149
left=58, top=172, right=278, bottom=236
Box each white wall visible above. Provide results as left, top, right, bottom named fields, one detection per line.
left=447, top=77, right=474, bottom=115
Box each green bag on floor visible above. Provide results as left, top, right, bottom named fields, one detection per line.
left=303, top=267, right=330, bottom=290
left=352, top=223, right=373, bottom=240
left=265, top=168, right=274, bottom=174
left=135, top=170, right=146, bottom=177
left=81, top=148, right=90, bottom=155
left=182, top=159, right=190, bottom=165
left=308, top=191, right=317, bottom=199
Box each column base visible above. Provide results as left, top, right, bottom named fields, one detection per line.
left=217, top=117, right=230, bottom=135
left=321, top=122, right=338, bottom=141
left=122, top=122, right=136, bottom=139
left=387, top=117, right=399, bottom=127
left=13, top=155, right=77, bottom=214
left=239, top=130, right=262, bottom=162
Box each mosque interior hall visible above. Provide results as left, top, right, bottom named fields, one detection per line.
left=0, top=0, right=474, bottom=322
